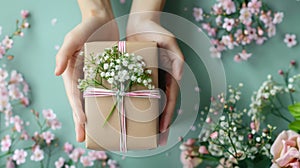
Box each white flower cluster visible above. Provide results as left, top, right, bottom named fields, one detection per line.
left=248, top=75, right=287, bottom=122
left=198, top=84, right=274, bottom=164
left=287, top=74, right=300, bottom=91
left=79, top=46, right=154, bottom=91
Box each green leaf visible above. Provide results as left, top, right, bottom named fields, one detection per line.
left=289, top=120, right=300, bottom=132
left=288, top=103, right=300, bottom=120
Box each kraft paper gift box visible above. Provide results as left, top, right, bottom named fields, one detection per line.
left=84, top=41, right=159, bottom=151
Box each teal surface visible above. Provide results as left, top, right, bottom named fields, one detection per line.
left=0, top=0, right=299, bottom=167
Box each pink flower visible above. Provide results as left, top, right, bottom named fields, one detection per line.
left=0, top=45, right=5, bottom=59
left=30, top=146, right=44, bottom=161
left=210, top=47, right=221, bottom=58
left=212, top=4, right=223, bottom=15
left=234, top=55, right=242, bottom=62
left=120, top=0, right=125, bottom=4
left=201, top=23, right=210, bottom=30
left=238, top=50, right=252, bottom=61
left=221, top=35, right=235, bottom=49
left=193, top=8, right=203, bottom=21
left=222, top=18, right=235, bottom=32
left=41, top=131, right=55, bottom=144
left=69, top=148, right=85, bottom=162
left=80, top=156, right=94, bottom=167
left=215, top=15, right=222, bottom=25
left=12, top=149, right=27, bottom=165
left=284, top=34, right=297, bottom=48
left=210, top=131, right=218, bottom=139
left=186, top=139, right=196, bottom=146
left=55, top=157, right=65, bottom=168
left=42, top=109, right=56, bottom=120
left=180, top=151, right=202, bottom=168
left=10, top=115, right=24, bottom=132
left=205, top=117, right=212, bottom=123
left=246, top=27, right=257, bottom=40
left=64, top=142, right=73, bottom=154
left=88, top=151, right=107, bottom=160
left=271, top=130, right=300, bottom=167
left=20, top=10, right=29, bottom=19
left=10, top=70, right=23, bottom=84
left=207, top=28, right=216, bottom=37
left=260, top=11, right=272, bottom=27
left=20, top=97, right=29, bottom=107
left=256, top=36, right=267, bottom=45
left=239, top=7, right=252, bottom=25
left=1, top=135, right=11, bottom=152
left=8, top=85, right=23, bottom=100
left=21, top=130, right=29, bottom=140
left=222, top=0, right=236, bottom=14
left=22, top=81, right=30, bottom=94
left=107, top=159, right=118, bottom=168
left=0, top=68, right=8, bottom=81
left=2, top=36, right=13, bottom=49
left=273, top=12, right=284, bottom=24
left=247, top=0, right=262, bottom=14
left=48, top=119, right=62, bottom=130
left=23, top=22, right=30, bottom=28
left=267, top=24, right=276, bottom=37
left=198, top=146, right=209, bottom=154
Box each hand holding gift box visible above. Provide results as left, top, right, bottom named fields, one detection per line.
left=78, top=41, right=161, bottom=151
left=55, top=0, right=184, bottom=147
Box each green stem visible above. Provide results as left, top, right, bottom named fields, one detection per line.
left=102, top=103, right=117, bottom=126
left=275, top=94, right=288, bottom=109
left=201, top=155, right=220, bottom=162
left=270, top=98, right=292, bottom=123
left=102, top=82, right=132, bottom=126
left=0, top=151, right=11, bottom=159
left=227, top=131, right=238, bottom=158
left=271, top=109, right=292, bottom=123
left=46, top=148, right=51, bottom=168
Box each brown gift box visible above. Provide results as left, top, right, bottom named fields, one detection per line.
left=84, top=41, right=159, bottom=151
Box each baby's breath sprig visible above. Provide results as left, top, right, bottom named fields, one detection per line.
left=78, top=45, right=154, bottom=92
left=182, top=84, right=276, bottom=168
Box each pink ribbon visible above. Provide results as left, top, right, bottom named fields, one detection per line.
left=83, top=41, right=160, bottom=152
left=83, top=87, right=160, bottom=152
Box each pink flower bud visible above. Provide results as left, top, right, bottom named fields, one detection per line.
left=290, top=60, right=296, bottom=66
left=210, top=131, right=218, bottom=139
left=198, top=146, right=209, bottom=154
left=21, top=10, right=30, bottom=19
left=250, top=122, right=256, bottom=130
left=186, top=138, right=196, bottom=146
left=278, top=69, right=284, bottom=75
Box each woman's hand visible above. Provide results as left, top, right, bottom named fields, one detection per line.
left=55, top=0, right=119, bottom=142
left=127, top=12, right=184, bottom=145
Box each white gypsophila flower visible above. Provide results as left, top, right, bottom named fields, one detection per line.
left=107, top=78, right=114, bottom=84
left=103, top=63, right=109, bottom=70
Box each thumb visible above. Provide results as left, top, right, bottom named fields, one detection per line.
left=55, top=34, right=81, bottom=76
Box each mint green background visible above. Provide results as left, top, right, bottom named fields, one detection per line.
left=0, top=0, right=299, bottom=167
